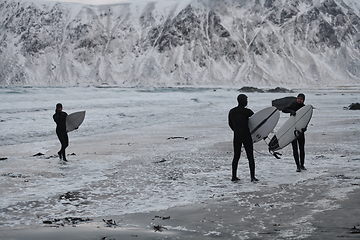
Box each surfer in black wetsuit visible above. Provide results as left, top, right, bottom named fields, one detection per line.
left=53, top=103, right=68, bottom=162
left=228, top=94, right=259, bottom=182
left=283, top=93, right=307, bottom=172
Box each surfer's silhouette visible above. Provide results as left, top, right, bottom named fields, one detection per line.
left=283, top=93, right=307, bottom=172
left=53, top=103, right=68, bottom=162
left=228, top=94, right=259, bottom=182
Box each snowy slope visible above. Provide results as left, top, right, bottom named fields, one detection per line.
left=0, top=0, right=359, bottom=87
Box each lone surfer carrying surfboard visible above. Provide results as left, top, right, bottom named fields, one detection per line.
left=228, top=94, right=259, bottom=182
left=53, top=103, right=69, bottom=162
left=282, top=93, right=307, bottom=172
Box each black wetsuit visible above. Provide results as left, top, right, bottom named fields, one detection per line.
left=53, top=111, right=68, bottom=161
left=283, top=102, right=305, bottom=169
left=228, top=104, right=255, bottom=180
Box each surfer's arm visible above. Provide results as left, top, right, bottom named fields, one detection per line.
left=248, top=109, right=254, bottom=117
left=53, top=114, right=59, bottom=123
left=228, top=114, right=235, bottom=131
left=282, top=106, right=296, bottom=116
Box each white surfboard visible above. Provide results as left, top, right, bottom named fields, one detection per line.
left=66, top=111, right=86, bottom=132
left=268, top=105, right=313, bottom=152
left=249, top=106, right=280, bottom=143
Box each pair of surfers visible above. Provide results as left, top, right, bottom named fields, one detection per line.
left=228, top=93, right=306, bottom=182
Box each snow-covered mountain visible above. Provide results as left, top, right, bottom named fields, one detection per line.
left=0, top=0, right=359, bottom=87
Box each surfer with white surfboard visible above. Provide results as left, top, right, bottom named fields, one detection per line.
left=53, top=103, right=86, bottom=162
left=228, top=94, right=259, bottom=182
left=281, top=93, right=308, bottom=172
left=53, top=103, right=69, bottom=162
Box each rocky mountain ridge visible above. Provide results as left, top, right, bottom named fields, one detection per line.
left=0, top=0, right=359, bottom=87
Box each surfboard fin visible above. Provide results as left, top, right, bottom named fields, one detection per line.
left=271, top=151, right=282, bottom=159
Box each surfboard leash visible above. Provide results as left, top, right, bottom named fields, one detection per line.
left=253, top=148, right=282, bottom=159
left=253, top=137, right=282, bottom=159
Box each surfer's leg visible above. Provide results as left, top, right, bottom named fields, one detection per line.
left=244, top=139, right=257, bottom=182
left=231, top=134, right=241, bottom=181
left=64, top=132, right=69, bottom=149
left=299, top=134, right=306, bottom=169
left=62, top=133, right=69, bottom=161
left=292, top=140, right=301, bottom=171
left=58, top=132, right=68, bottom=161
left=56, top=131, right=63, bottom=159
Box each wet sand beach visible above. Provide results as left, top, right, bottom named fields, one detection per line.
left=1, top=189, right=360, bottom=240
left=1, top=88, right=359, bottom=239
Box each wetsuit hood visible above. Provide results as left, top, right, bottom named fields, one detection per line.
left=237, top=94, right=248, bottom=107
left=56, top=103, right=63, bottom=113
left=297, top=93, right=305, bottom=101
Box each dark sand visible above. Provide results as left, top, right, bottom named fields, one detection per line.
left=2, top=188, right=360, bottom=240
left=309, top=189, right=360, bottom=240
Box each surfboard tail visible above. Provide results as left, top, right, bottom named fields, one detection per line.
left=268, top=136, right=280, bottom=152
left=268, top=136, right=282, bottom=158
left=249, top=107, right=280, bottom=144
left=250, top=108, right=279, bottom=135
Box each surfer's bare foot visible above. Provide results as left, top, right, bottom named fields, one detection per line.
left=63, top=159, right=68, bottom=162
left=251, top=177, right=259, bottom=182
left=231, top=177, right=240, bottom=182
left=296, top=168, right=301, bottom=172
left=300, top=166, right=307, bottom=170
left=58, top=151, right=62, bottom=160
